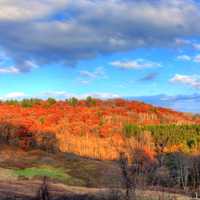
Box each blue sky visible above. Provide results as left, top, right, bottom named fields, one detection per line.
left=1, top=0, right=200, bottom=112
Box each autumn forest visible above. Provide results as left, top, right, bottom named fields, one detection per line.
left=0, top=97, right=200, bottom=199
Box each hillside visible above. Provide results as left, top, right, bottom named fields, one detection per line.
left=0, top=146, right=191, bottom=200
left=0, top=98, right=199, bottom=160
left=1, top=98, right=200, bottom=198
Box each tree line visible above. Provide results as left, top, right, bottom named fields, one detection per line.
left=120, top=123, right=200, bottom=198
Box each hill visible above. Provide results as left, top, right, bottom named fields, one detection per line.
left=1, top=98, right=200, bottom=198
left=0, top=98, right=200, bottom=160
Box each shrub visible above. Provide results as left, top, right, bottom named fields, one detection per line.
left=20, top=98, right=42, bottom=108
left=68, top=97, right=79, bottom=107
left=86, top=96, right=96, bottom=107
left=47, top=98, right=56, bottom=106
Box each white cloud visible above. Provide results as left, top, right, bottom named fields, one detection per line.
left=80, top=67, right=105, bottom=78
left=175, top=39, right=200, bottom=51
left=0, top=91, right=120, bottom=100
left=194, top=54, right=200, bottom=63
left=0, top=66, right=20, bottom=74
left=78, top=67, right=107, bottom=84
left=40, top=91, right=120, bottom=100
left=170, top=74, right=200, bottom=89
left=177, top=55, right=191, bottom=61
left=193, top=43, right=200, bottom=50
left=0, top=0, right=68, bottom=21
left=110, top=59, right=161, bottom=69
left=1, top=92, right=26, bottom=99
left=175, top=39, right=191, bottom=46
left=0, top=0, right=200, bottom=71
left=176, top=54, right=200, bottom=63
left=0, top=56, right=38, bottom=73
left=86, top=93, right=120, bottom=99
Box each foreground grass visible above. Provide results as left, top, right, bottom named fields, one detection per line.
left=0, top=145, right=121, bottom=188
left=0, top=167, right=190, bottom=200
left=14, top=166, right=67, bottom=180
left=13, top=165, right=85, bottom=185
left=0, top=146, right=192, bottom=200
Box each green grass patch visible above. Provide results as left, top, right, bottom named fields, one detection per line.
left=13, top=166, right=85, bottom=185
left=14, top=166, right=66, bottom=180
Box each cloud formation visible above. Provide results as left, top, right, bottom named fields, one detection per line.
left=0, top=66, right=19, bottom=74
left=0, top=0, right=68, bottom=21
left=133, top=93, right=200, bottom=113
left=194, top=54, right=200, bottom=63
left=177, top=54, right=200, bottom=63
left=170, top=74, right=200, bottom=89
left=110, top=59, right=161, bottom=69
left=1, top=0, right=200, bottom=71
left=193, top=43, right=200, bottom=50
left=0, top=92, right=26, bottom=99
left=78, top=67, right=107, bottom=84
left=0, top=90, right=120, bottom=100
left=38, top=91, right=120, bottom=100
left=79, top=67, right=105, bottom=79
left=177, top=55, right=191, bottom=61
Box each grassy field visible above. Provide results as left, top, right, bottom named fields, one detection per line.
left=13, top=165, right=85, bottom=185
left=0, top=145, right=121, bottom=187
left=0, top=145, right=192, bottom=200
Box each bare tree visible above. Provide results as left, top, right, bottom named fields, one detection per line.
left=37, top=176, right=50, bottom=200
left=174, top=153, right=191, bottom=192
left=118, top=152, right=136, bottom=200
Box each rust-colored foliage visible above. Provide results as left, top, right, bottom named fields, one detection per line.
left=0, top=99, right=199, bottom=160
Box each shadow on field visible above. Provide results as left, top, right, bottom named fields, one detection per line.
left=0, top=177, right=124, bottom=200
left=33, top=177, right=122, bottom=200
left=0, top=177, right=122, bottom=200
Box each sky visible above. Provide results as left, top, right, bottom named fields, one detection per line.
left=0, top=0, right=200, bottom=112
